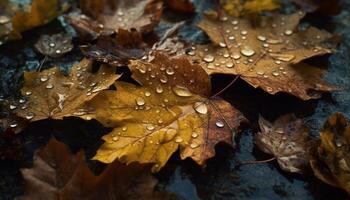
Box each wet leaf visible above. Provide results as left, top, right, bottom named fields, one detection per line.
left=310, top=113, right=350, bottom=194
left=12, top=59, right=120, bottom=122
left=255, top=114, right=311, bottom=173
left=19, top=137, right=176, bottom=200
left=291, top=0, right=341, bottom=15
left=165, top=0, right=195, bottom=13
left=79, top=52, right=247, bottom=172
left=77, top=0, right=163, bottom=34
left=81, top=29, right=146, bottom=67
left=222, top=0, right=280, bottom=17
left=188, top=11, right=337, bottom=100
left=11, top=0, right=65, bottom=39
left=34, top=33, right=73, bottom=58
left=0, top=0, right=16, bottom=44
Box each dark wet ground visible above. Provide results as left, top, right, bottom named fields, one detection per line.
left=1, top=0, right=350, bottom=199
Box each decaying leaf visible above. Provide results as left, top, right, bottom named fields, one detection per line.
left=19, top=137, right=176, bottom=200
left=75, top=0, right=163, bottom=34
left=310, top=113, right=350, bottom=194
left=79, top=52, right=247, bottom=172
left=0, top=0, right=16, bottom=44
left=81, top=29, right=146, bottom=66
left=255, top=114, right=311, bottom=173
left=11, top=59, right=120, bottom=122
left=165, top=0, right=195, bottom=13
left=222, top=0, right=280, bottom=17
left=35, top=33, right=73, bottom=58
left=188, top=11, right=336, bottom=100
left=291, top=0, right=341, bottom=15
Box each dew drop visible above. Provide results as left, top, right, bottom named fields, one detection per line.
left=122, top=126, right=128, bottom=131
left=112, top=136, right=119, bottom=142
left=257, top=35, right=267, bottom=41
left=160, top=76, right=168, bottom=83
left=240, top=46, right=255, bottom=57
left=175, top=136, right=183, bottom=143
left=156, top=85, right=164, bottom=94
left=240, top=30, right=248, bottom=35
left=190, top=143, right=199, bottom=149
left=55, top=49, right=62, bottom=54
left=145, top=91, right=151, bottom=97
left=193, top=102, right=208, bottom=114
left=10, top=122, right=18, bottom=128
left=215, top=120, right=225, bottom=128
left=219, top=42, right=227, bottom=48
left=226, top=62, right=234, bottom=68
left=25, top=91, right=32, bottom=96
left=187, top=51, right=196, bottom=56
left=166, top=67, right=175, bottom=75
left=256, top=71, right=265, bottom=75
left=40, top=76, right=49, bottom=82
left=191, top=132, right=199, bottom=138
left=0, top=16, right=11, bottom=24
left=46, top=83, right=54, bottom=89
left=26, top=112, right=35, bottom=120
left=146, top=124, right=155, bottom=131
left=173, top=85, right=192, bottom=97
left=9, top=104, right=17, bottom=110
left=272, top=71, right=280, bottom=76
left=203, top=55, right=215, bottom=63
left=19, top=99, right=26, bottom=104
left=228, top=36, right=235, bottom=40
left=232, top=53, right=241, bottom=60
left=136, top=97, right=146, bottom=106
left=49, top=42, right=56, bottom=47
left=284, top=29, right=293, bottom=36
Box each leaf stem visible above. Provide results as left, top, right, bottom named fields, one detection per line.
left=238, top=157, right=276, bottom=166
left=211, top=75, right=240, bottom=98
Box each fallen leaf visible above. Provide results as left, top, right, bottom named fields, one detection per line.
left=79, top=52, right=247, bottom=172
left=34, top=33, right=73, bottom=58
left=255, top=114, right=311, bottom=173
left=222, top=0, right=279, bottom=17
left=11, top=59, right=120, bottom=122
left=78, top=0, right=163, bottom=34
left=0, top=0, right=16, bottom=44
left=291, top=0, right=341, bottom=15
left=165, top=0, right=195, bottom=13
left=188, top=11, right=336, bottom=100
left=81, top=29, right=146, bottom=67
left=11, top=0, right=64, bottom=39
left=19, top=137, right=176, bottom=200
left=310, top=113, right=350, bottom=194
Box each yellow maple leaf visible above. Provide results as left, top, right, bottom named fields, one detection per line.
left=223, top=0, right=280, bottom=17
left=79, top=52, right=247, bottom=172
left=12, top=59, right=120, bottom=122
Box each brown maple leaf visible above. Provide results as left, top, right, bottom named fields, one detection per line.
left=188, top=11, right=337, bottom=100
left=11, top=59, right=120, bottom=122
left=310, top=113, right=350, bottom=195
left=255, top=114, right=312, bottom=173
left=78, top=52, right=247, bottom=172
left=74, top=0, right=163, bottom=35
left=18, top=138, right=176, bottom=200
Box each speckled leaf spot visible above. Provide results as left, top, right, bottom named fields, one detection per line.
left=187, top=11, right=337, bottom=100
left=11, top=59, right=120, bottom=122
left=79, top=52, right=247, bottom=172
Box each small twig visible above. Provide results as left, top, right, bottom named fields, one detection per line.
left=238, top=157, right=276, bottom=166
left=37, top=55, right=48, bottom=72
left=211, top=75, right=240, bottom=98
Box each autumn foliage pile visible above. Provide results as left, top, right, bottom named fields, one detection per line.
left=0, top=0, right=349, bottom=199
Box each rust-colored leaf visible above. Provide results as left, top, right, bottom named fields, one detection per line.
left=11, top=59, right=120, bottom=122
left=79, top=52, right=247, bottom=172
left=222, top=0, right=280, bottom=17
left=76, top=0, right=163, bottom=34
left=255, top=114, right=311, bottom=173
left=18, top=138, right=176, bottom=200
left=188, top=11, right=337, bottom=100
left=310, top=113, right=350, bottom=195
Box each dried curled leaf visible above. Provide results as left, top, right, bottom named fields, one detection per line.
left=188, top=11, right=336, bottom=100
left=80, top=52, right=247, bottom=172
left=12, top=59, right=120, bottom=122
left=35, top=33, right=73, bottom=58
left=222, top=0, right=279, bottom=17
left=77, top=0, right=163, bottom=34
left=19, top=138, right=175, bottom=200
left=255, top=114, right=311, bottom=173
left=310, top=113, right=350, bottom=195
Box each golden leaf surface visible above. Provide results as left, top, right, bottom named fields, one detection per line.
left=255, top=114, right=311, bottom=173
left=188, top=11, right=336, bottom=100
left=223, top=0, right=280, bottom=17
left=310, top=113, right=350, bottom=195
left=11, top=0, right=63, bottom=39
left=12, top=59, right=120, bottom=122
left=80, top=52, right=247, bottom=172
left=19, top=138, right=176, bottom=200
left=79, top=0, right=163, bottom=33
